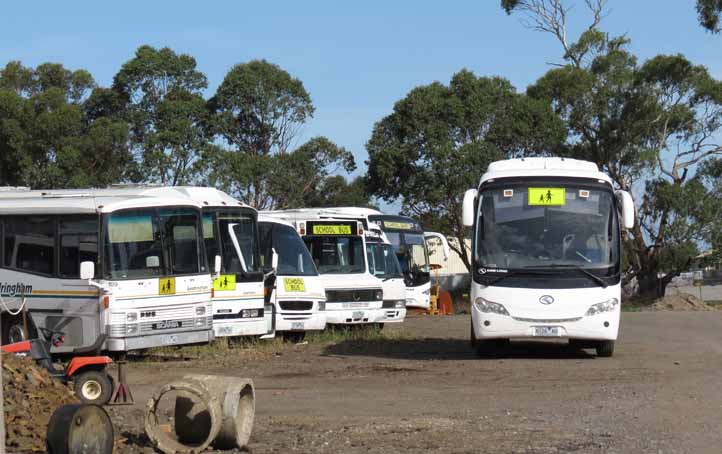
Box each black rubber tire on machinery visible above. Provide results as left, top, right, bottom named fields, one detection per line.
left=596, top=340, right=615, bottom=357
left=74, top=370, right=113, bottom=405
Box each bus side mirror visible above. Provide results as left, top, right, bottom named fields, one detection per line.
left=424, top=232, right=450, bottom=262
left=214, top=255, right=222, bottom=278
left=616, top=190, right=635, bottom=230
left=80, top=261, right=95, bottom=280
left=462, top=189, right=478, bottom=227
left=271, top=248, right=279, bottom=271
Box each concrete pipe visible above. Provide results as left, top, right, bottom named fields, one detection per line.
left=144, top=378, right=222, bottom=454
left=181, top=374, right=255, bottom=450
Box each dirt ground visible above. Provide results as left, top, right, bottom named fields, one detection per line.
left=108, top=312, right=722, bottom=453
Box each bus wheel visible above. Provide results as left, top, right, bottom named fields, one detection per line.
left=8, top=323, right=29, bottom=344
left=595, top=340, right=615, bottom=358
left=74, top=371, right=113, bottom=406
left=474, top=339, right=508, bottom=358
left=282, top=331, right=306, bottom=343
left=469, top=322, right=476, bottom=349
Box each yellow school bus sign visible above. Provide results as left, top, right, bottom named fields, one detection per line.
left=528, top=188, right=566, bottom=206
left=213, top=274, right=237, bottom=291
left=284, top=278, right=306, bottom=292
left=159, top=277, right=176, bottom=295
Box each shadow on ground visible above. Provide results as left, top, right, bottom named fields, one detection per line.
left=322, top=338, right=596, bottom=361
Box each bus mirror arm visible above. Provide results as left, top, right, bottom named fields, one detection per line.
left=265, top=249, right=279, bottom=280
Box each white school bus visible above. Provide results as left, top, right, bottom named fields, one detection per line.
left=143, top=187, right=274, bottom=338
left=462, top=158, right=635, bottom=357
left=0, top=188, right=213, bottom=352
left=264, top=210, right=385, bottom=326
left=258, top=215, right=327, bottom=338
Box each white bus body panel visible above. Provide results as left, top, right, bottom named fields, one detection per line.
left=404, top=281, right=431, bottom=310
left=470, top=283, right=621, bottom=341
left=274, top=275, right=327, bottom=332
left=381, top=277, right=407, bottom=323
left=104, top=274, right=213, bottom=351
left=322, top=274, right=386, bottom=325
left=211, top=281, right=266, bottom=338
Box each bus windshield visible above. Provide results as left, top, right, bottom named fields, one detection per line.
left=303, top=236, right=365, bottom=274
left=204, top=211, right=260, bottom=274
left=259, top=223, right=317, bottom=276
left=476, top=183, right=619, bottom=270
left=366, top=242, right=403, bottom=280
left=386, top=231, right=430, bottom=283
left=105, top=208, right=202, bottom=279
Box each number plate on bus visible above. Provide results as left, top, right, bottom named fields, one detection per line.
left=161, top=335, right=179, bottom=345
left=291, top=322, right=305, bottom=330
left=533, top=326, right=560, bottom=337
left=352, top=311, right=364, bottom=321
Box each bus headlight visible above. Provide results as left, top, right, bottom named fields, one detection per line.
left=126, top=312, right=138, bottom=322
left=126, top=324, right=139, bottom=335
left=585, top=298, right=619, bottom=316
left=195, top=306, right=206, bottom=316
left=374, top=290, right=383, bottom=301
left=195, top=317, right=206, bottom=327
left=395, top=300, right=406, bottom=308
left=318, top=301, right=326, bottom=311
left=474, top=298, right=510, bottom=316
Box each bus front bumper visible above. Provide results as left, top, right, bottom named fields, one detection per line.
left=106, top=329, right=213, bottom=351
left=324, top=306, right=406, bottom=325
left=213, top=317, right=268, bottom=337
left=276, top=312, right=327, bottom=332
left=471, top=307, right=620, bottom=341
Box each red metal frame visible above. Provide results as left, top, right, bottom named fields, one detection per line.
left=66, top=356, right=112, bottom=377
left=1, top=340, right=32, bottom=353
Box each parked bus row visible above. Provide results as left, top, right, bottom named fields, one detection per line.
left=0, top=186, right=445, bottom=353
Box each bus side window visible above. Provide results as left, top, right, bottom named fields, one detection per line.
left=4, top=216, right=56, bottom=276
left=59, top=216, right=99, bottom=278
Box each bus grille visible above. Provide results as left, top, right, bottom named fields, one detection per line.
left=279, top=301, right=313, bottom=311
left=325, top=289, right=379, bottom=303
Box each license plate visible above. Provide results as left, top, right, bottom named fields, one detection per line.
left=352, top=311, right=364, bottom=321
left=533, top=326, right=560, bottom=337
left=161, top=335, right=179, bottom=345
left=291, top=322, right=305, bottom=330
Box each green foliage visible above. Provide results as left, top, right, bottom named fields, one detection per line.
left=302, top=176, right=373, bottom=208
left=113, top=45, right=210, bottom=185
left=527, top=34, right=722, bottom=297
left=366, top=70, right=566, bottom=270
left=0, top=61, right=133, bottom=188
left=208, top=61, right=354, bottom=209
left=697, top=0, right=722, bottom=33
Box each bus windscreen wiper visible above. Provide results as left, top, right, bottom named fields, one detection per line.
left=524, top=264, right=608, bottom=288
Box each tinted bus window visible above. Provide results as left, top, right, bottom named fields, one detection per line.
left=59, top=216, right=99, bottom=278
left=3, top=217, right=55, bottom=275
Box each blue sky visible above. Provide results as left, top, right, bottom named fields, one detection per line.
left=1, top=1, right=720, bottom=211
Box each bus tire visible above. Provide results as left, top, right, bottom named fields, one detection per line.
left=474, top=339, right=508, bottom=358
left=595, top=340, right=615, bottom=358
left=469, top=321, right=476, bottom=349
left=2, top=316, right=33, bottom=345
left=281, top=331, right=306, bottom=343
left=74, top=370, right=113, bottom=406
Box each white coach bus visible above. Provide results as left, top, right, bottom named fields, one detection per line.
left=263, top=210, right=385, bottom=326
left=364, top=222, right=407, bottom=325
left=0, top=188, right=214, bottom=352
left=462, top=158, right=635, bottom=357
left=310, top=208, right=448, bottom=310
left=257, top=215, right=327, bottom=339
left=143, top=187, right=275, bottom=338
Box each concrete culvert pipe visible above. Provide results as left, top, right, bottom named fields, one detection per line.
left=181, top=374, right=255, bottom=450
left=144, top=379, right=222, bottom=454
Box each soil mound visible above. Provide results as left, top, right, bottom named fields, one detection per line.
left=2, top=353, right=77, bottom=452
left=651, top=293, right=714, bottom=311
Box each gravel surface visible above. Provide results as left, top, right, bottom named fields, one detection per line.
left=108, top=312, right=722, bottom=453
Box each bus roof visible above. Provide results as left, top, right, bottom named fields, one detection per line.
left=479, top=157, right=613, bottom=186
left=140, top=187, right=254, bottom=211
left=257, top=214, right=294, bottom=228
left=0, top=188, right=203, bottom=215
